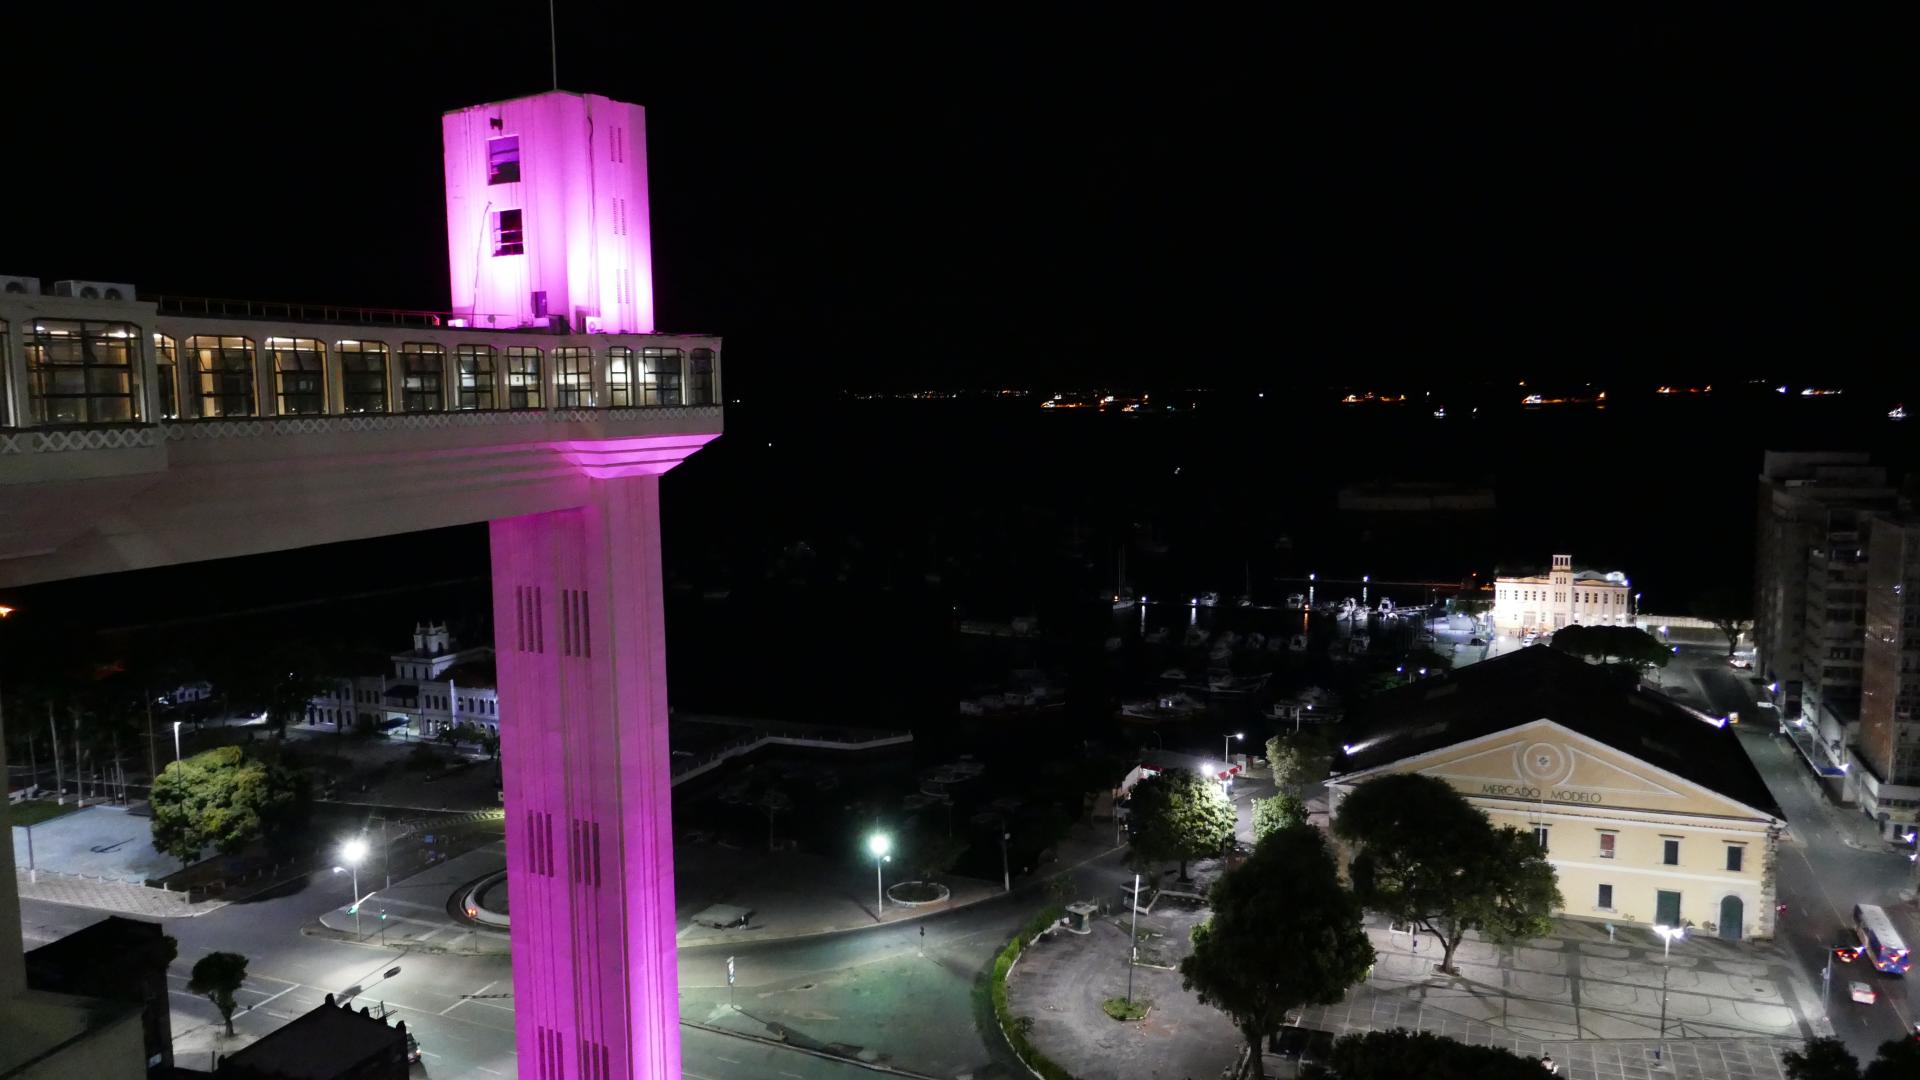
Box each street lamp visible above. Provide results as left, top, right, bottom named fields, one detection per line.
left=171, top=721, right=182, bottom=764
left=1222, top=732, right=1242, bottom=762
left=868, top=833, right=891, bottom=919
left=1652, top=923, right=1685, bottom=1046
left=341, top=837, right=370, bottom=937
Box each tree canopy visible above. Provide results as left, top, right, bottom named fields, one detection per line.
left=1691, top=585, right=1754, bottom=656
left=1127, top=768, right=1236, bottom=881
left=150, top=746, right=308, bottom=865
left=1181, top=825, right=1374, bottom=1080
left=1550, top=624, right=1670, bottom=671
left=1334, top=773, right=1562, bottom=974
left=1264, top=733, right=1331, bottom=794
left=188, top=951, right=248, bottom=1036
left=1783, top=1035, right=1920, bottom=1080
left=1301, top=1029, right=1552, bottom=1079
left=1253, top=793, right=1307, bottom=841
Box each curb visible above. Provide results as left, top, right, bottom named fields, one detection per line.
left=679, top=1017, right=943, bottom=1079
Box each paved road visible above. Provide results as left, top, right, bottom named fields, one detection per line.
left=21, top=843, right=1077, bottom=1078
left=1666, top=647, right=1920, bottom=1061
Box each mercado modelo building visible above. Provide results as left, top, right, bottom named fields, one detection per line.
left=1329, top=647, right=1786, bottom=941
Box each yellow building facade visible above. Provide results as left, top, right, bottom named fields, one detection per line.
left=1328, top=649, right=1785, bottom=941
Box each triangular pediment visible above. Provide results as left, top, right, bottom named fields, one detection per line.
left=1345, top=718, right=1776, bottom=821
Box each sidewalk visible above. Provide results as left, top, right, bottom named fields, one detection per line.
left=16, top=868, right=227, bottom=918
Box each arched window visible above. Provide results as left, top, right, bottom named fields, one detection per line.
left=688, top=347, right=715, bottom=404
left=641, top=347, right=682, bottom=406
left=607, top=346, right=635, bottom=406
left=23, top=320, right=143, bottom=424
left=554, top=347, right=593, bottom=407
left=401, top=343, right=447, bottom=412
left=267, top=337, right=327, bottom=415
left=186, top=335, right=256, bottom=417
left=154, top=333, right=179, bottom=419
left=505, top=346, right=543, bottom=409
left=338, top=340, right=390, bottom=413
left=455, top=345, right=496, bottom=410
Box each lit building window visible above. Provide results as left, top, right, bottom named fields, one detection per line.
left=607, top=346, right=634, bottom=406
left=267, top=337, right=327, bottom=416
left=187, top=335, right=256, bottom=417
left=456, top=345, right=497, bottom=410
left=493, top=209, right=524, bottom=256
left=554, top=347, right=593, bottom=407
left=641, top=347, right=682, bottom=406
left=688, top=347, right=714, bottom=405
left=401, top=343, right=446, bottom=413
left=154, top=333, right=178, bottom=419
left=505, top=346, right=543, bottom=409
left=24, top=319, right=143, bottom=424
left=338, top=340, right=390, bottom=413
left=488, top=136, right=521, bottom=184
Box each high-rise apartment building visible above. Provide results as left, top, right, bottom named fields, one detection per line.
left=1856, top=511, right=1920, bottom=837
left=1752, top=452, right=1895, bottom=776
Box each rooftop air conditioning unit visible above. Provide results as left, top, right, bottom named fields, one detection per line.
left=0, top=275, right=40, bottom=296
left=52, top=279, right=137, bottom=301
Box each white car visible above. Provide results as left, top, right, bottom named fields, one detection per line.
left=1728, top=656, right=1752, bottom=669
left=1756, top=701, right=1776, bottom=710
left=1849, top=980, right=1876, bottom=1005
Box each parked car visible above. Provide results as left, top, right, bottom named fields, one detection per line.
left=1469, top=637, right=1487, bottom=646
left=1728, top=656, right=1752, bottom=669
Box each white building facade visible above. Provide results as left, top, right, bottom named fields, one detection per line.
left=1494, top=553, right=1632, bottom=633
left=305, top=622, right=501, bottom=739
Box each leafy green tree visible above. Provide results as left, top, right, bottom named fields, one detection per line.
left=1127, top=768, right=1236, bottom=881
left=188, top=951, right=248, bottom=1036
left=1783, top=1037, right=1858, bottom=1080
left=149, top=746, right=306, bottom=865
left=1300, top=1029, right=1550, bottom=1079
left=1334, top=774, right=1562, bottom=974
left=1181, top=825, right=1373, bottom=1080
left=1264, top=734, right=1331, bottom=793
left=1253, top=793, right=1307, bottom=841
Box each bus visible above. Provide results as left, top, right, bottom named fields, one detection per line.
left=1852, top=904, right=1913, bottom=975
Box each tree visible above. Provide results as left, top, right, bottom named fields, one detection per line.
left=759, top=786, right=793, bottom=851
left=1692, top=586, right=1753, bottom=657
left=1863, top=1037, right=1920, bottom=1080
left=149, top=746, right=306, bottom=865
left=188, top=951, right=248, bottom=1037
left=1127, top=768, right=1236, bottom=881
left=1264, top=733, right=1331, bottom=794
left=1783, top=1037, right=1858, bottom=1080
left=1300, top=1030, right=1550, bottom=1079
left=1181, top=825, right=1373, bottom=1080
left=1334, top=774, right=1562, bottom=974
left=1253, top=793, right=1307, bottom=841
left=1551, top=625, right=1670, bottom=673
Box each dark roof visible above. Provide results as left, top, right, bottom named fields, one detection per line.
left=218, top=995, right=405, bottom=1080
left=1333, top=647, right=1783, bottom=820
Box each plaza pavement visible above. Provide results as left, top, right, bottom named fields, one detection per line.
left=1012, top=901, right=1820, bottom=1080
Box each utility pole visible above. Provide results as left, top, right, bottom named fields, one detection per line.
left=48, top=704, right=63, bottom=805
left=1000, top=828, right=1011, bottom=894
left=144, top=689, right=159, bottom=784
left=1127, top=872, right=1140, bottom=1005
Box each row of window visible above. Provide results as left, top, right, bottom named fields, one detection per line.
left=3, top=318, right=716, bottom=423
left=1499, top=587, right=1624, bottom=605
left=1532, top=826, right=1745, bottom=872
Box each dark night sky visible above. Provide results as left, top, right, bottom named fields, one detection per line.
left=3, top=6, right=1913, bottom=397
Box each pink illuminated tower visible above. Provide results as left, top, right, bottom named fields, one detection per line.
left=445, top=91, right=655, bottom=332
left=450, top=91, right=692, bottom=1079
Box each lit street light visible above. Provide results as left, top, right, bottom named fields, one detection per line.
left=171, top=721, right=182, bottom=764
left=1222, top=731, right=1242, bottom=762
left=868, top=833, right=891, bottom=920
left=340, top=837, right=370, bottom=937
left=1652, top=923, right=1686, bottom=1048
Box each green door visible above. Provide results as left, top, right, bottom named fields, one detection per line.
left=1719, top=895, right=1743, bottom=941
left=1656, top=890, right=1682, bottom=927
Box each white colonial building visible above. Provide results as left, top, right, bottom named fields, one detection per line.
left=304, top=622, right=501, bottom=739
left=1494, top=553, right=1632, bottom=633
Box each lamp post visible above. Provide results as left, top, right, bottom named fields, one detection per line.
left=1222, top=731, right=1242, bottom=762
left=1000, top=829, right=1011, bottom=894
left=1652, top=923, right=1685, bottom=1046
left=868, top=832, right=891, bottom=920
left=340, top=837, right=369, bottom=938
left=171, top=721, right=182, bottom=764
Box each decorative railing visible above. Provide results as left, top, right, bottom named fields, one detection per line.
left=0, top=425, right=160, bottom=455
left=162, top=405, right=721, bottom=441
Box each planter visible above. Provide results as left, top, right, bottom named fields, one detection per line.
left=887, top=880, right=950, bottom=906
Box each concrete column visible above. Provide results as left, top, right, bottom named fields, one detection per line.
left=492, top=475, right=679, bottom=1080
left=0, top=684, right=24, bottom=994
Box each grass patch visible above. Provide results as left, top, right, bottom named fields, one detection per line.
left=1101, top=996, right=1149, bottom=1021
left=9, top=800, right=80, bottom=827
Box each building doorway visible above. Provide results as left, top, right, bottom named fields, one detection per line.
left=1718, top=895, right=1743, bottom=941
left=1655, top=890, right=1682, bottom=927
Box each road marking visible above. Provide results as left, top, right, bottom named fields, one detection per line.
left=440, top=979, right=501, bottom=1014
left=716, top=1056, right=741, bottom=1065
left=248, top=984, right=299, bottom=1011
